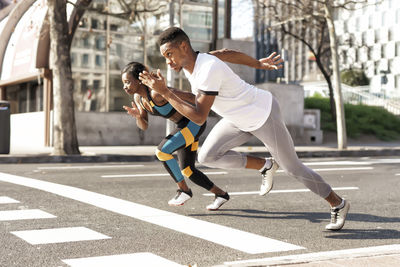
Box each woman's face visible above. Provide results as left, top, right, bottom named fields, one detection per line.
left=121, top=72, right=140, bottom=95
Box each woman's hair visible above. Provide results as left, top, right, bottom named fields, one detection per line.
left=121, top=62, right=146, bottom=79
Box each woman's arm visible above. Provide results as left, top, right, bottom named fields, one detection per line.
left=123, top=94, right=149, bottom=131
left=209, top=49, right=283, bottom=70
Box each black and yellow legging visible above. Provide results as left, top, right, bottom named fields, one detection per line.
left=156, top=118, right=214, bottom=190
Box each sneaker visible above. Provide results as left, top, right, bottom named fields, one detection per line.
left=325, top=200, right=350, bottom=231
left=168, top=189, right=193, bottom=206
left=259, top=158, right=279, bottom=196
left=206, top=193, right=230, bottom=211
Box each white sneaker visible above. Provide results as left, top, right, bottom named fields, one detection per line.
left=259, top=158, right=279, bottom=196
left=325, top=200, right=350, bottom=231
left=206, top=193, right=230, bottom=211
left=168, top=189, right=192, bottom=206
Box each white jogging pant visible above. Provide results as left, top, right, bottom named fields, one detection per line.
left=198, top=96, right=332, bottom=198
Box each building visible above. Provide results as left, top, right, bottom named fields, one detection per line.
left=335, top=0, right=400, bottom=99
left=0, top=0, right=311, bottom=150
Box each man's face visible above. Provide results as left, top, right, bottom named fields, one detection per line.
left=160, top=41, right=187, bottom=72
left=121, top=72, right=140, bottom=95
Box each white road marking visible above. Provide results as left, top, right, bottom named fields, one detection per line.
left=63, top=252, right=184, bottom=267
left=0, top=172, right=303, bottom=254
left=304, top=161, right=371, bottom=166
left=37, top=164, right=144, bottom=170
left=223, top=244, right=400, bottom=266
left=0, top=196, right=20, bottom=204
left=203, top=187, right=359, bottom=196
left=395, top=173, right=400, bottom=176
left=11, top=226, right=111, bottom=245
left=0, top=209, right=56, bottom=221
left=277, top=167, right=373, bottom=173
left=101, top=171, right=228, bottom=178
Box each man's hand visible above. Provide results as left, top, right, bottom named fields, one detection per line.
left=259, top=52, right=283, bottom=70
left=123, top=101, right=140, bottom=118
left=139, top=69, right=169, bottom=95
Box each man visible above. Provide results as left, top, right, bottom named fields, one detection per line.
left=139, top=27, right=350, bottom=231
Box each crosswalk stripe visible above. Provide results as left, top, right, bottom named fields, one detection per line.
left=101, top=171, right=228, bottom=178
left=0, top=209, right=56, bottom=221
left=0, top=196, right=20, bottom=204
left=62, top=252, right=184, bottom=267
left=37, top=164, right=144, bottom=170
left=277, top=167, right=373, bottom=173
left=203, top=187, right=359, bottom=196
left=11, top=227, right=111, bottom=245
left=0, top=172, right=303, bottom=254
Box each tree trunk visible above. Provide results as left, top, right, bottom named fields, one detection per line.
left=314, top=56, right=336, bottom=121
left=48, top=0, right=80, bottom=155
left=324, top=1, right=347, bottom=149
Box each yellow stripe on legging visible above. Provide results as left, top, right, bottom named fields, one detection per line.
left=181, top=166, right=193, bottom=177
left=180, top=127, right=194, bottom=147
left=191, top=141, right=199, bottom=151
left=155, top=149, right=173, bottom=161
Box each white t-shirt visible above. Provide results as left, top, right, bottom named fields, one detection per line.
left=183, top=53, right=272, bottom=132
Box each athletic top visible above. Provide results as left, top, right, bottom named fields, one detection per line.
left=140, top=88, right=177, bottom=118
left=183, top=53, right=272, bottom=131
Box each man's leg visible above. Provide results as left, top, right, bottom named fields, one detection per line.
left=197, top=118, right=253, bottom=169
left=251, top=97, right=349, bottom=230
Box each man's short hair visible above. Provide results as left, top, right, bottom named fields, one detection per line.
left=157, top=27, right=191, bottom=47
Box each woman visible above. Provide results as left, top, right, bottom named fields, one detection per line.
left=121, top=62, right=229, bottom=210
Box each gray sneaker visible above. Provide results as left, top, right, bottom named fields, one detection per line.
left=325, top=200, right=350, bottom=231
left=259, top=158, right=279, bottom=196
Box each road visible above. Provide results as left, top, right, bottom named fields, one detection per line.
left=1, top=156, right=399, bottom=266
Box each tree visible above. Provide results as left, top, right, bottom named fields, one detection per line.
left=48, top=0, right=81, bottom=155
left=261, top=0, right=372, bottom=149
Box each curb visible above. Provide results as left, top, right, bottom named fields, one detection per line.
left=1, top=148, right=400, bottom=164
left=0, top=155, right=157, bottom=164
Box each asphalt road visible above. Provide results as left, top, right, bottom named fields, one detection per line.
left=1, top=156, right=400, bottom=267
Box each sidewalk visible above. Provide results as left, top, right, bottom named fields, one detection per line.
left=1, top=141, right=400, bottom=164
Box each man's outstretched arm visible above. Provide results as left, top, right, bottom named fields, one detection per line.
left=209, top=49, right=283, bottom=70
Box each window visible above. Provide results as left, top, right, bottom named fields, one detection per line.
left=82, top=54, right=89, bottom=67
left=82, top=36, right=90, bottom=48
left=381, top=44, right=386, bottom=58
left=374, top=61, right=379, bottom=75
left=95, top=55, right=103, bottom=67
left=81, top=79, right=88, bottom=93
left=396, top=42, right=400, bottom=57
left=95, top=36, right=105, bottom=50
left=91, top=18, right=98, bottom=29
left=375, top=29, right=380, bottom=42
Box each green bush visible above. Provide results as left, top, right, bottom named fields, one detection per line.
left=340, top=69, right=369, bottom=87
left=305, top=97, right=400, bottom=141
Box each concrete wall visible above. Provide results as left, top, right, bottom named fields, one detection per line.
left=9, top=82, right=313, bottom=149
left=216, top=38, right=256, bottom=84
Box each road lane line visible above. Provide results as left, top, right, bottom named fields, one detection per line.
left=63, top=253, right=184, bottom=267
left=11, top=227, right=110, bottom=245
left=0, top=209, right=56, bottom=221
left=203, top=187, right=359, bottom=196
left=0, top=172, right=303, bottom=254
left=0, top=196, right=20, bottom=204
left=223, top=244, right=400, bottom=266
left=101, top=171, right=228, bottom=178
left=37, top=165, right=144, bottom=170
left=395, top=173, right=400, bottom=176
left=304, top=161, right=371, bottom=166
left=277, top=167, right=373, bottom=173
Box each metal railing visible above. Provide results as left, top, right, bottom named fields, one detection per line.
left=303, top=82, right=400, bottom=115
